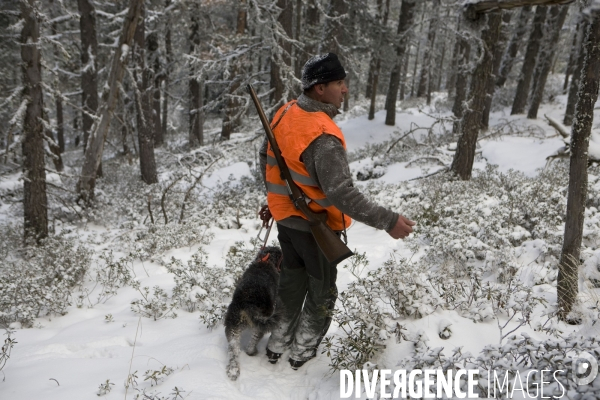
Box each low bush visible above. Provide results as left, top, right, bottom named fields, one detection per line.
left=0, top=228, right=92, bottom=327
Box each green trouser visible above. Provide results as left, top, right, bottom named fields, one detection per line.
left=267, top=224, right=338, bottom=362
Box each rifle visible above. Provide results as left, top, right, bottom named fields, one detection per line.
left=247, top=84, right=353, bottom=265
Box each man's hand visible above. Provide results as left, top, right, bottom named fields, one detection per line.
left=258, top=205, right=272, bottom=228
left=387, top=215, right=416, bottom=239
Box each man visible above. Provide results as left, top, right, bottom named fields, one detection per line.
left=259, top=53, right=415, bottom=370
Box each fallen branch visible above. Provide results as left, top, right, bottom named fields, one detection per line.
left=405, top=157, right=448, bottom=168
left=545, top=114, right=570, bottom=139
left=464, top=0, right=575, bottom=20
left=385, top=123, right=432, bottom=155
left=408, top=166, right=450, bottom=181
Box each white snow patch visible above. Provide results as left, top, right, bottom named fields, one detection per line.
left=479, top=136, right=565, bottom=177
left=202, top=162, right=251, bottom=188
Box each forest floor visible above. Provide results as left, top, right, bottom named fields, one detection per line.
left=1, top=81, right=600, bottom=399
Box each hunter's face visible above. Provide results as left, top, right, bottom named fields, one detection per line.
left=320, top=80, right=348, bottom=109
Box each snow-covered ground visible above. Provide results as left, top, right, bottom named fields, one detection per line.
left=1, top=91, right=600, bottom=400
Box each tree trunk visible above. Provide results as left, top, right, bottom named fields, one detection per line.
left=417, top=12, right=437, bottom=99
left=77, top=0, right=99, bottom=151
left=120, top=78, right=136, bottom=157
left=563, top=20, right=580, bottom=92
left=385, top=0, right=417, bottom=126
left=270, top=0, right=293, bottom=107
left=49, top=0, right=65, bottom=154
left=162, top=0, right=171, bottom=136
left=366, top=59, right=375, bottom=100
left=77, top=0, right=144, bottom=203
left=147, top=32, right=163, bottom=146
left=410, top=5, right=426, bottom=97
left=527, top=5, right=569, bottom=119
left=305, top=0, right=320, bottom=57
left=446, top=15, right=462, bottom=98
left=368, top=59, right=381, bottom=120
left=564, top=18, right=588, bottom=126
left=451, top=11, right=502, bottom=180
left=482, top=11, right=511, bottom=129
left=134, top=4, right=158, bottom=185
left=237, top=0, right=247, bottom=35
left=511, top=5, right=547, bottom=115
left=189, top=7, right=203, bottom=147
left=44, top=110, right=64, bottom=173
left=368, top=0, right=391, bottom=120
left=399, top=46, right=411, bottom=100
left=56, top=90, right=65, bottom=153
left=558, top=10, right=600, bottom=320
left=496, top=6, right=532, bottom=87
left=221, top=65, right=242, bottom=141
left=293, top=0, right=302, bottom=79
left=119, top=105, right=129, bottom=157
left=452, top=35, right=471, bottom=135
left=435, top=11, right=451, bottom=92
left=221, top=0, right=249, bottom=141
left=21, top=0, right=48, bottom=240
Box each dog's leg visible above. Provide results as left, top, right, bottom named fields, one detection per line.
left=245, top=327, right=265, bottom=356
left=225, top=313, right=242, bottom=381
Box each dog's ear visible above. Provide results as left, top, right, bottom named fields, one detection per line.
left=256, top=246, right=283, bottom=266
left=256, top=247, right=270, bottom=261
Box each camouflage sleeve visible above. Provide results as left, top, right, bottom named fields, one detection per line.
left=302, top=134, right=398, bottom=231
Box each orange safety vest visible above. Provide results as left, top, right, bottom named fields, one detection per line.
left=266, top=101, right=352, bottom=231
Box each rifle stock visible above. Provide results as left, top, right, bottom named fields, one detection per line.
left=247, top=84, right=353, bottom=264
left=309, top=223, right=353, bottom=265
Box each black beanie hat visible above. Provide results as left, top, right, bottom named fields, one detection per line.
left=301, top=53, right=347, bottom=90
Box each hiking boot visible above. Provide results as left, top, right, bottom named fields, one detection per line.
left=288, top=352, right=316, bottom=370
left=266, top=348, right=282, bottom=364
left=288, top=358, right=307, bottom=370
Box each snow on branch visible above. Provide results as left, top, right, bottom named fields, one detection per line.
left=47, top=14, right=75, bottom=25
left=41, top=36, right=71, bottom=59
left=9, top=99, right=28, bottom=129
left=0, top=86, right=23, bottom=112
left=545, top=114, right=570, bottom=139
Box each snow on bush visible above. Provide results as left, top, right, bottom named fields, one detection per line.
left=324, top=161, right=600, bottom=397
left=0, top=226, right=92, bottom=327
left=161, top=238, right=261, bottom=328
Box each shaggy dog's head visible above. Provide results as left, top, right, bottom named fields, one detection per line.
left=255, top=246, right=283, bottom=271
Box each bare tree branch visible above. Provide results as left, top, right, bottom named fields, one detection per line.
left=464, top=0, right=574, bottom=20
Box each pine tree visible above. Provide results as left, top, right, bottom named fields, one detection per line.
left=384, top=0, right=417, bottom=126
left=527, top=5, right=569, bottom=119
left=558, top=8, right=600, bottom=321
left=20, top=0, right=48, bottom=240
left=451, top=11, right=502, bottom=180
left=511, top=5, right=547, bottom=115
left=133, top=4, right=158, bottom=184
left=77, top=0, right=144, bottom=203
left=496, top=6, right=532, bottom=87
left=188, top=3, right=204, bottom=148
left=77, top=0, right=99, bottom=151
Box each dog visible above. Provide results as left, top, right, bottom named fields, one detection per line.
left=224, top=246, right=283, bottom=381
